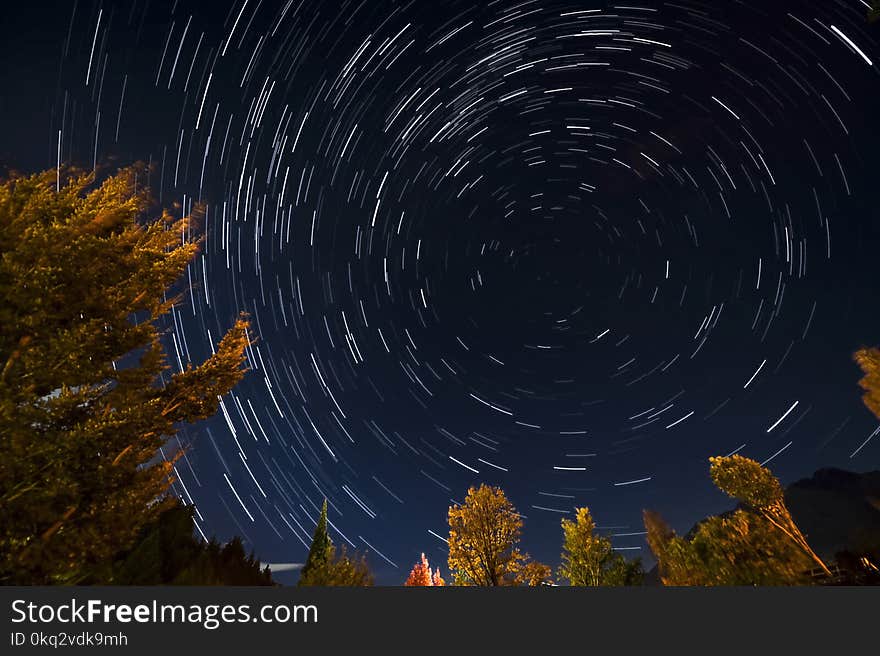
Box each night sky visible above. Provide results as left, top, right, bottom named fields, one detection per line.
left=2, top=0, right=880, bottom=585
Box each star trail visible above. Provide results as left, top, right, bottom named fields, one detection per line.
left=3, top=0, right=880, bottom=583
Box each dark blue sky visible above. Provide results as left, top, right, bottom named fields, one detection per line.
left=2, top=0, right=879, bottom=584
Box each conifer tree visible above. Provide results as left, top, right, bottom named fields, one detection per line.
left=298, top=499, right=332, bottom=585
left=297, top=499, right=374, bottom=586
left=109, top=502, right=274, bottom=585
left=0, top=166, right=250, bottom=584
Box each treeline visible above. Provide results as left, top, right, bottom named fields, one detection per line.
left=2, top=167, right=879, bottom=586
left=307, top=348, right=880, bottom=586
left=99, top=504, right=272, bottom=586
left=301, top=454, right=879, bottom=587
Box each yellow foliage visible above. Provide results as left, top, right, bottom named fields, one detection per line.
left=447, top=484, right=527, bottom=586
left=855, top=347, right=880, bottom=420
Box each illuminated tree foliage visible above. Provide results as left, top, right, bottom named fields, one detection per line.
left=405, top=553, right=434, bottom=586
left=447, top=484, right=549, bottom=586
left=516, top=560, right=554, bottom=587
left=0, top=167, right=250, bottom=585
left=404, top=552, right=446, bottom=586
left=710, top=455, right=830, bottom=575
left=447, top=484, right=523, bottom=586
left=644, top=455, right=827, bottom=585
left=298, top=544, right=374, bottom=587
left=299, top=499, right=332, bottom=584
left=298, top=500, right=373, bottom=586
left=644, top=509, right=812, bottom=586
left=855, top=347, right=880, bottom=420
left=558, top=507, right=643, bottom=586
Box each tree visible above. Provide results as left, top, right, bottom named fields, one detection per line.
left=855, top=347, right=880, bottom=420
left=0, top=166, right=250, bottom=584
left=314, top=545, right=374, bottom=586
left=644, top=508, right=812, bottom=586
left=710, top=455, right=830, bottom=575
left=298, top=499, right=373, bottom=586
left=516, top=560, right=554, bottom=586
left=106, top=502, right=274, bottom=585
left=644, top=510, right=690, bottom=585
left=404, top=552, right=446, bottom=586
left=604, top=553, right=645, bottom=586
left=644, top=455, right=827, bottom=585
left=447, top=484, right=525, bottom=586
left=447, top=484, right=550, bottom=586
left=298, top=499, right=332, bottom=585
left=559, top=507, right=642, bottom=586
left=405, top=553, right=434, bottom=586
left=298, top=544, right=374, bottom=586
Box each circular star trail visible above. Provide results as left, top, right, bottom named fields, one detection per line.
left=10, top=0, right=880, bottom=580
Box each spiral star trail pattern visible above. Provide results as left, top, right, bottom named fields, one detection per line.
left=2, top=0, right=880, bottom=583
